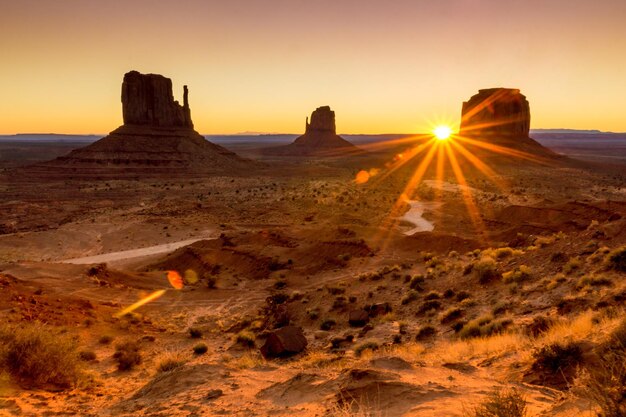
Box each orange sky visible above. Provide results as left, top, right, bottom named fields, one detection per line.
left=1, top=0, right=625, bottom=134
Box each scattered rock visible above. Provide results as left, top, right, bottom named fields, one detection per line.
left=348, top=309, right=370, bottom=327
left=206, top=389, right=223, bottom=400
left=260, top=326, right=307, bottom=358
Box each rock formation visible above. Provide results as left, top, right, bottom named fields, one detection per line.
left=460, top=88, right=530, bottom=138
left=264, top=106, right=359, bottom=156
left=458, top=88, right=555, bottom=157
left=260, top=326, right=308, bottom=358
left=33, top=71, right=253, bottom=177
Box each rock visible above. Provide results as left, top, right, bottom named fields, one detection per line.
left=348, top=309, right=370, bottom=327
left=305, top=106, right=336, bottom=133
left=29, top=70, right=255, bottom=177
left=122, top=71, right=193, bottom=128
left=206, top=389, right=223, bottom=400
left=460, top=88, right=530, bottom=138
left=367, top=302, right=392, bottom=318
left=264, top=106, right=359, bottom=156
left=260, top=326, right=308, bottom=358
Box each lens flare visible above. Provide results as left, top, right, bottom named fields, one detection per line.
left=167, top=270, right=184, bottom=289
left=433, top=125, right=452, bottom=140
left=355, top=170, right=370, bottom=184
left=114, top=289, right=166, bottom=318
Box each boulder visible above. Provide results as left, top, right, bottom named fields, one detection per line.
left=260, top=326, right=308, bottom=358
left=348, top=309, right=370, bottom=327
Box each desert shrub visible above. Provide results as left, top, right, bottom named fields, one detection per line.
left=530, top=341, right=583, bottom=388
left=415, top=325, right=437, bottom=340
left=424, top=291, right=442, bottom=301
left=235, top=331, right=256, bottom=348
left=459, top=316, right=512, bottom=339
left=606, top=246, right=626, bottom=272
left=473, top=257, right=500, bottom=284
left=0, top=324, right=80, bottom=389
left=563, top=257, right=582, bottom=275
left=354, top=342, right=379, bottom=357
left=577, top=274, right=612, bottom=289
left=307, top=308, right=320, bottom=320
left=206, top=275, right=217, bottom=289
left=157, top=353, right=185, bottom=373
left=188, top=327, right=203, bottom=339
left=320, top=319, right=336, bottom=331
left=468, top=388, right=527, bottom=417
left=193, top=343, right=208, bottom=355
left=417, top=300, right=442, bottom=315
left=502, top=265, right=532, bottom=284
left=456, top=291, right=471, bottom=302
left=78, top=350, right=96, bottom=361
left=443, top=288, right=456, bottom=299
left=332, top=296, right=347, bottom=310
left=327, top=286, right=346, bottom=295
left=401, top=290, right=419, bottom=305
left=98, top=335, right=114, bottom=345
left=494, top=247, right=516, bottom=259
left=441, top=307, right=464, bottom=324
left=534, top=236, right=555, bottom=248
left=409, top=274, right=425, bottom=290
left=113, top=341, right=142, bottom=371
left=550, top=252, right=567, bottom=263
left=526, top=315, right=552, bottom=337
left=492, top=302, right=509, bottom=316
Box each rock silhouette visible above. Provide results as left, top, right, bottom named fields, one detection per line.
left=264, top=106, right=359, bottom=156
left=458, top=88, right=555, bottom=157
left=260, top=326, right=308, bottom=358
left=460, top=88, right=530, bottom=138
left=34, top=71, right=253, bottom=177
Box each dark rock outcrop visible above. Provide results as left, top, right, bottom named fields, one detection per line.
left=460, top=88, right=530, bottom=138
left=121, top=71, right=193, bottom=128
left=29, top=71, right=254, bottom=177
left=264, top=106, right=360, bottom=156
left=458, top=88, right=556, bottom=157
left=260, top=326, right=307, bottom=358
left=348, top=309, right=370, bottom=327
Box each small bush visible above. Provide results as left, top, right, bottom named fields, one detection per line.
left=424, top=291, right=442, bottom=301
left=456, top=291, right=471, bottom=302
left=78, top=350, right=97, bottom=362
left=98, top=335, right=114, bottom=345
left=418, top=300, right=442, bottom=315
left=473, top=257, right=500, bottom=284
left=320, top=319, right=336, bottom=331
left=235, top=331, right=256, bottom=348
left=441, top=307, right=464, bottom=324
left=113, top=341, right=141, bottom=371
left=459, top=316, right=512, bottom=339
left=409, top=274, right=425, bottom=290
left=530, top=341, right=583, bottom=388
left=468, top=388, right=527, bottom=417
left=415, top=325, right=437, bottom=340
left=577, top=274, right=612, bottom=289
left=0, top=324, right=80, bottom=389
left=354, top=342, right=379, bottom=357
left=188, top=327, right=203, bottom=339
left=157, top=354, right=185, bottom=373
left=606, top=246, right=626, bottom=272
left=401, top=290, right=420, bottom=305
left=563, top=257, right=582, bottom=275
left=193, top=343, right=208, bottom=355
left=502, top=265, right=532, bottom=284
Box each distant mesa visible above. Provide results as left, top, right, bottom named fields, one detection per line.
left=31, top=71, right=253, bottom=177
left=459, top=88, right=555, bottom=156
left=264, top=106, right=360, bottom=156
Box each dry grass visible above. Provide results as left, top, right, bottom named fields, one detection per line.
left=224, top=352, right=266, bottom=369
left=466, top=388, right=527, bottom=417
left=428, top=333, right=525, bottom=363
left=157, top=351, right=187, bottom=373
left=0, top=323, right=81, bottom=389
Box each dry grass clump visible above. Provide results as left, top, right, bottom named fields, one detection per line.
left=606, top=245, right=626, bottom=272
left=113, top=341, right=142, bottom=371
left=472, top=257, right=501, bottom=284
left=354, top=342, right=379, bottom=357
left=466, top=388, right=527, bottom=417
left=234, top=330, right=256, bottom=347
left=0, top=323, right=81, bottom=389
left=529, top=340, right=583, bottom=389
left=502, top=266, right=531, bottom=284
left=193, top=343, right=208, bottom=355
left=458, top=315, right=512, bottom=340
left=563, top=257, right=582, bottom=275
left=157, top=351, right=186, bottom=373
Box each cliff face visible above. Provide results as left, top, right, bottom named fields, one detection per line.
left=460, top=88, right=530, bottom=138
left=121, top=71, right=193, bottom=128
left=305, top=106, right=336, bottom=134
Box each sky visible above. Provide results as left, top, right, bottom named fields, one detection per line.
left=1, top=0, right=626, bottom=135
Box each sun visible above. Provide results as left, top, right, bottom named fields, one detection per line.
left=433, top=125, right=452, bottom=140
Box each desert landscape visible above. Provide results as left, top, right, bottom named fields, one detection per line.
left=2, top=2, right=626, bottom=417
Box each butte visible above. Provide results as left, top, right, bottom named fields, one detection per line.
left=458, top=88, right=557, bottom=158
left=264, top=106, right=360, bottom=156
left=29, top=71, right=254, bottom=177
